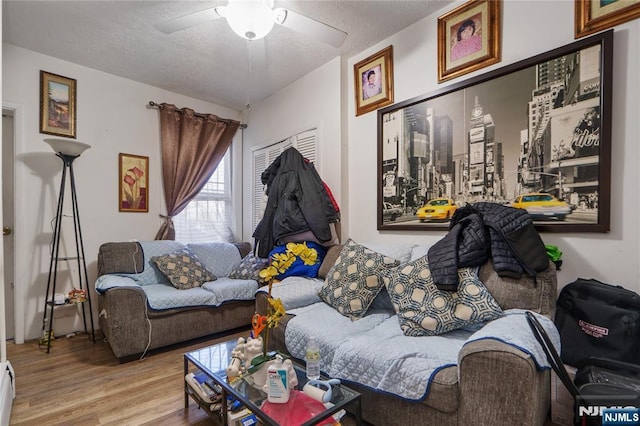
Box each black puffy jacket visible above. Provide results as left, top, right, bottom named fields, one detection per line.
left=252, top=147, right=339, bottom=258
left=427, top=202, right=549, bottom=291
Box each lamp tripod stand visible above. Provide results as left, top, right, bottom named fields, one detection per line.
left=41, top=140, right=95, bottom=353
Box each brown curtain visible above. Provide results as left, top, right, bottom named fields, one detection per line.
left=154, top=103, right=240, bottom=240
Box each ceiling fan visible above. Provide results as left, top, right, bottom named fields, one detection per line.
left=154, top=0, right=348, bottom=47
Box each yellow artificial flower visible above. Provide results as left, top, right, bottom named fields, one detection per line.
left=299, top=247, right=318, bottom=265
left=266, top=297, right=286, bottom=328
left=259, top=265, right=278, bottom=283
left=287, top=242, right=305, bottom=256
left=259, top=241, right=319, bottom=282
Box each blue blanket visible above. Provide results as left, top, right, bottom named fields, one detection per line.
left=95, top=275, right=258, bottom=310
left=285, top=306, right=559, bottom=400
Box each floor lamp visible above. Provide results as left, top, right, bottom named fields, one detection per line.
left=41, top=138, right=96, bottom=353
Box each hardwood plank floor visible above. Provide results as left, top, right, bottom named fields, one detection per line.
left=6, top=330, right=363, bottom=426
left=6, top=329, right=251, bottom=426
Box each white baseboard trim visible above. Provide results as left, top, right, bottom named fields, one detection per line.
left=0, top=361, right=15, bottom=426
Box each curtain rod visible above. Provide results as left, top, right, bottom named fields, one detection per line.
left=148, top=101, right=247, bottom=129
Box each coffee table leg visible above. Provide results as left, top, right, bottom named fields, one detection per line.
left=183, top=356, right=189, bottom=408
left=221, top=389, right=228, bottom=425
left=355, top=397, right=363, bottom=426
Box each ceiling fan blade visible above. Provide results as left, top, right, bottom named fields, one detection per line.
left=154, top=7, right=223, bottom=34
left=274, top=8, right=347, bottom=48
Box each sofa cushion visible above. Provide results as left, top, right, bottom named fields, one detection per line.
left=151, top=248, right=216, bottom=290
left=479, top=260, right=557, bottom=318
left=257, top=277, right=325, bottom=310
left=362, top=242, right=416, bottom=264
left=317, top=244, right=343, bottom=279
left=318, top=239, right=400, bottom=320
left=382, top=256, right=503, bottom=336
left=186, top=242, right=243, bottom=277
left=131, top=241, right=186, bottom=286
left=228, top=252, right=269, bottom=281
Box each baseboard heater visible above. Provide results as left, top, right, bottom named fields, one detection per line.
left=0, top=361, right=15, bottom=426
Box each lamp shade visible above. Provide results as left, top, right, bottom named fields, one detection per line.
left=224, top=0, right=275, bottom=40
left=44, top=138, right=91, bottom=157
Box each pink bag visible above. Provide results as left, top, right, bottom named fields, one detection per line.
left=260, top=390, right=335, bottom=425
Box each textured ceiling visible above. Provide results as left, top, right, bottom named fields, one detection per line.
left=3, top=1, right=452, bottom=111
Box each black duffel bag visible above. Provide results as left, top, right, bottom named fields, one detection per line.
left=527, top=311, right=640, bottom=426
left=555, top=278, right=640, bottom=367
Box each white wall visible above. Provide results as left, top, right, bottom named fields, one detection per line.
left=2, top=44, right=242, bottom=341
left=346, top=0, right=640, bottom=293
left=240, top=57, right=342, bottom=241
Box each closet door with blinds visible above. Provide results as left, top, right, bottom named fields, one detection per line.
left=251, top=129, right=317, bottom=233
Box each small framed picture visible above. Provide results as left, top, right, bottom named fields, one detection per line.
left=437, top=0, right=501, bottom=83
left=354, top=45, right=394, bottom=116
left=40, top=70, right=77, bottom=138
left=575, top=0, right=640, bottom=38
left=119, top=153, right=149, bottom=213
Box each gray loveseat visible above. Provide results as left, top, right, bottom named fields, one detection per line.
left=95, top=240, right=256, bottom=362
left=256, top=242, right=558, bottom=426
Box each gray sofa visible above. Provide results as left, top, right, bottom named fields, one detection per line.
left=256, top=242, right=558, bottom=426
left=95, top=240, right=256, bottom=362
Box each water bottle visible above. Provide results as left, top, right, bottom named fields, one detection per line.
left=305, top=336, right=321, bottom=380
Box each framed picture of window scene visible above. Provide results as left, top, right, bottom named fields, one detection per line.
left=378, top=30, right=612, bottom=233
left=119, top=153, right=149, bottom=213
left=575, top=0, right=640, bottom=38
left=437, top=0, right=501, bottom=83
left=354, top=45, right=394, bottom=116
left=40, top=71, right=77, bottom=138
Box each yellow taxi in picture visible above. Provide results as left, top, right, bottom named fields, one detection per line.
left=511, top=193, right=572, bottom=221
left=415, top=198, right=457, bottom=222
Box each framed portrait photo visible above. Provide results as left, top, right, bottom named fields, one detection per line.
left=40, top=70, right=77, bottom=138
left=354, top=45, right=394, bottom=116
left=119, top=153, right=149, bottom=213
left=575, top=0, right=640, bottom=38
left=437, top=0, right=502, bottom=83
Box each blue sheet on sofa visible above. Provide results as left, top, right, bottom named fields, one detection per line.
left=284, top=305, right=559, bottom=401
left=96, top=276, right=258, bottom=310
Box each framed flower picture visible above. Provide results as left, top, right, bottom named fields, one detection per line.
left=119, top=153, right=149, bottom=212
left=437, top=0, right=502, bottom=83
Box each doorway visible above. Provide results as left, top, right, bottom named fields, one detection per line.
left=2, top=109, right=15, bottom=341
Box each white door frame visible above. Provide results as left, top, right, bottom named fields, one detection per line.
left=2, top=101, right=26, bottom=345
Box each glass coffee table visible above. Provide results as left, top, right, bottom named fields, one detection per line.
left=184, top=339, right=362, bottom=426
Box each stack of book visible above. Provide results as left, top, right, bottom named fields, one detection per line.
left=185, top=371, right=223, bottom=411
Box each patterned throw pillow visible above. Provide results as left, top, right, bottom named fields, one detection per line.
left=228, top=252, right=269, bottom=281
left=151, top=248, right=216, bottom=290
left=318, top=239, right=400, bottom=320
left=381, top=255, right=503, bottom=336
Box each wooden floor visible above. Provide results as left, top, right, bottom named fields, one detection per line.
left=6, top=329, right=252, bottom=426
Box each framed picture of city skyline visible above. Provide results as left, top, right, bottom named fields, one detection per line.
left=377, top=30, right=613, bottom=233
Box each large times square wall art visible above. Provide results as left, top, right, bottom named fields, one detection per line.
left=377, top=30, right=612, bottom=233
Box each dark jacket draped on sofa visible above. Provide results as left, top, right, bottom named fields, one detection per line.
left=253, top=147, right=339, bottom=258
left=427, top=202, right=549, bottom=291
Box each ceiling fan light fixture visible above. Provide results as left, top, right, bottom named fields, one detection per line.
left=224, top=0, right=275, bottom=40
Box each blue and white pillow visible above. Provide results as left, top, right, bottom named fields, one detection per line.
left=318, top=239, right=400, bottom=320
left=381, top=255, right=503, bottom=336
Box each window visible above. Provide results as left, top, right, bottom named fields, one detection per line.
left=174, top=150, right=235, bottom=243
left=251, top=129, right=317, bottom=232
